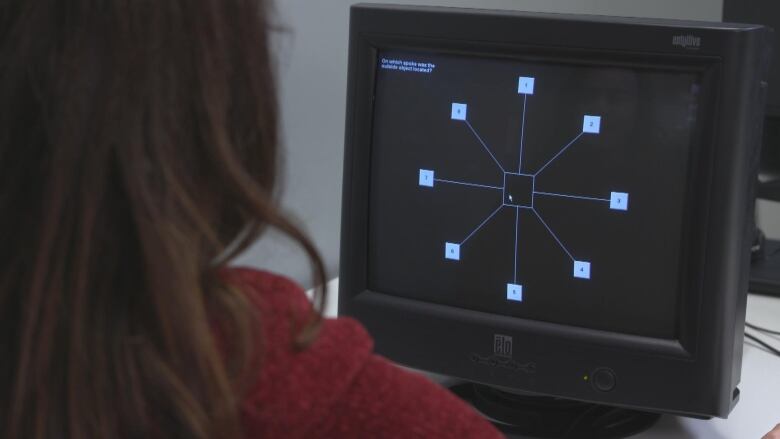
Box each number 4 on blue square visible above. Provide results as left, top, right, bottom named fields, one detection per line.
left=574, top=261, right=591, bottom=279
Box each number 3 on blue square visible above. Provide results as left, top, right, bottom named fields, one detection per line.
left=574, top=261, right=591, bottom=279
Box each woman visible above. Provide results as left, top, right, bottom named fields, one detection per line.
left=0, top=1, right=501, bottom=438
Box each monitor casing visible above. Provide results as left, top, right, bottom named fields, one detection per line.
left=339, top=4, right=771, bottom=418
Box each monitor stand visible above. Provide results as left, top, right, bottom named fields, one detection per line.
left=450, top=383, right=660, bottom=439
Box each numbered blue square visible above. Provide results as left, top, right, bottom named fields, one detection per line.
left=610, top=192, right=629, bottom=211
left=419, top=169, right=434, bottom=187
left=583, top=115, right=601, bottom=134
left=451, top=103, right=467, bottom=121
left=518, top=77, right=535, bottom=95
left=574, top=261, right=591, bottom=279
left=507, top=283, right=523, bottom=302
left=445, top=242, right=460, bottom=260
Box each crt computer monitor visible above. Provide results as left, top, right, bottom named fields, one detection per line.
left=339, top=4, right=771, bottom=423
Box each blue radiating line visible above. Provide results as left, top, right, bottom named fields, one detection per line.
left=435, top=178, right=503, bottom=191
left=514, top=207, right=519, bottom=283
left=464, top=120, right=506, bottom=173
left=532, top=208, right=574, bottom=262
left=533, top=191, right=610, bottom=203
left=519, top=94, right=527, bottom=173
left=460, top=204, right=504, bottom=246
left=534, top=131, right=584, bottom=177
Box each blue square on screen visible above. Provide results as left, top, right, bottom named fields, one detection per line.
left=518, top=77, right=535, bottom=95
left=419, top=169, right=434, bottom=187
left=610, top=192, right=629, bottom=211
left=445, top=242, right=460, bottom=260
left=574, top=261, right=591, bottom=279
left=507, top=284, right=523, bottom=302
left=583, top=115, right=601, bottom=134
left=451, top=103, right=467, bottom=120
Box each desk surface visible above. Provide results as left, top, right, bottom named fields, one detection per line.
left=316, top=279, right=780, bottom=438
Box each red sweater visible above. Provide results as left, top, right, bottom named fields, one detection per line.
left=224, top=268, right=502, bottom=438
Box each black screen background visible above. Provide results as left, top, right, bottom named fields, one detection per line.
left=367, top=49, right=700, bottom=339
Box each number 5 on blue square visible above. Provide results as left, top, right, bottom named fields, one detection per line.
left=507, top=283, right=523, bottom=302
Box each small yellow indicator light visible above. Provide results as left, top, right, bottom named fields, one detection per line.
left=583, top=375, right=589, bottom=381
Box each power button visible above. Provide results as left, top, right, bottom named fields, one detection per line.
left=592, top=368, right=617, bottom=392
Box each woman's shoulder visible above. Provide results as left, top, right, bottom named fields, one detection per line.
left=220, top=267, right=501, bottom=439
left=220, top=267, right=374, bottom=381
left=220, top=267, right=374, bottom=437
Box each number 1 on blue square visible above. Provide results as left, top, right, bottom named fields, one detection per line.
left=518, top=77, right=535, bottom=95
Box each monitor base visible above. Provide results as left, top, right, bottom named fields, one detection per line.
left=450, top=383, right=660, bottom=439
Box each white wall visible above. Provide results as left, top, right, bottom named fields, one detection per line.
left=758, top=201, right=780, bottom=239
left=234, top=0, right=725, bottom=286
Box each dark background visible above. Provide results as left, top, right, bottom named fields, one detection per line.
left=367, top=49, right=701, bottom=339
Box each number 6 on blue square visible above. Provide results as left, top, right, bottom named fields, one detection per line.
left=445, top=242, right=460, bottom=260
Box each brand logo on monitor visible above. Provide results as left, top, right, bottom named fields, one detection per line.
left=469, top=353, right=536, bottom=374
left=672, top=35, right=701, bottom=49
left=493, top=334, right=513, bottom=358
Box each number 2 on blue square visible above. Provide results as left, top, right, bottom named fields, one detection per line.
left=583, top=115, right=601, bottom=134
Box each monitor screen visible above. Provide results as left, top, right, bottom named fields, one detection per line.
left=367, top=49, right=702, bottom=339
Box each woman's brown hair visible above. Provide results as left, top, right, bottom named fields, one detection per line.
left=0, top=1, right=327, bottom=438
